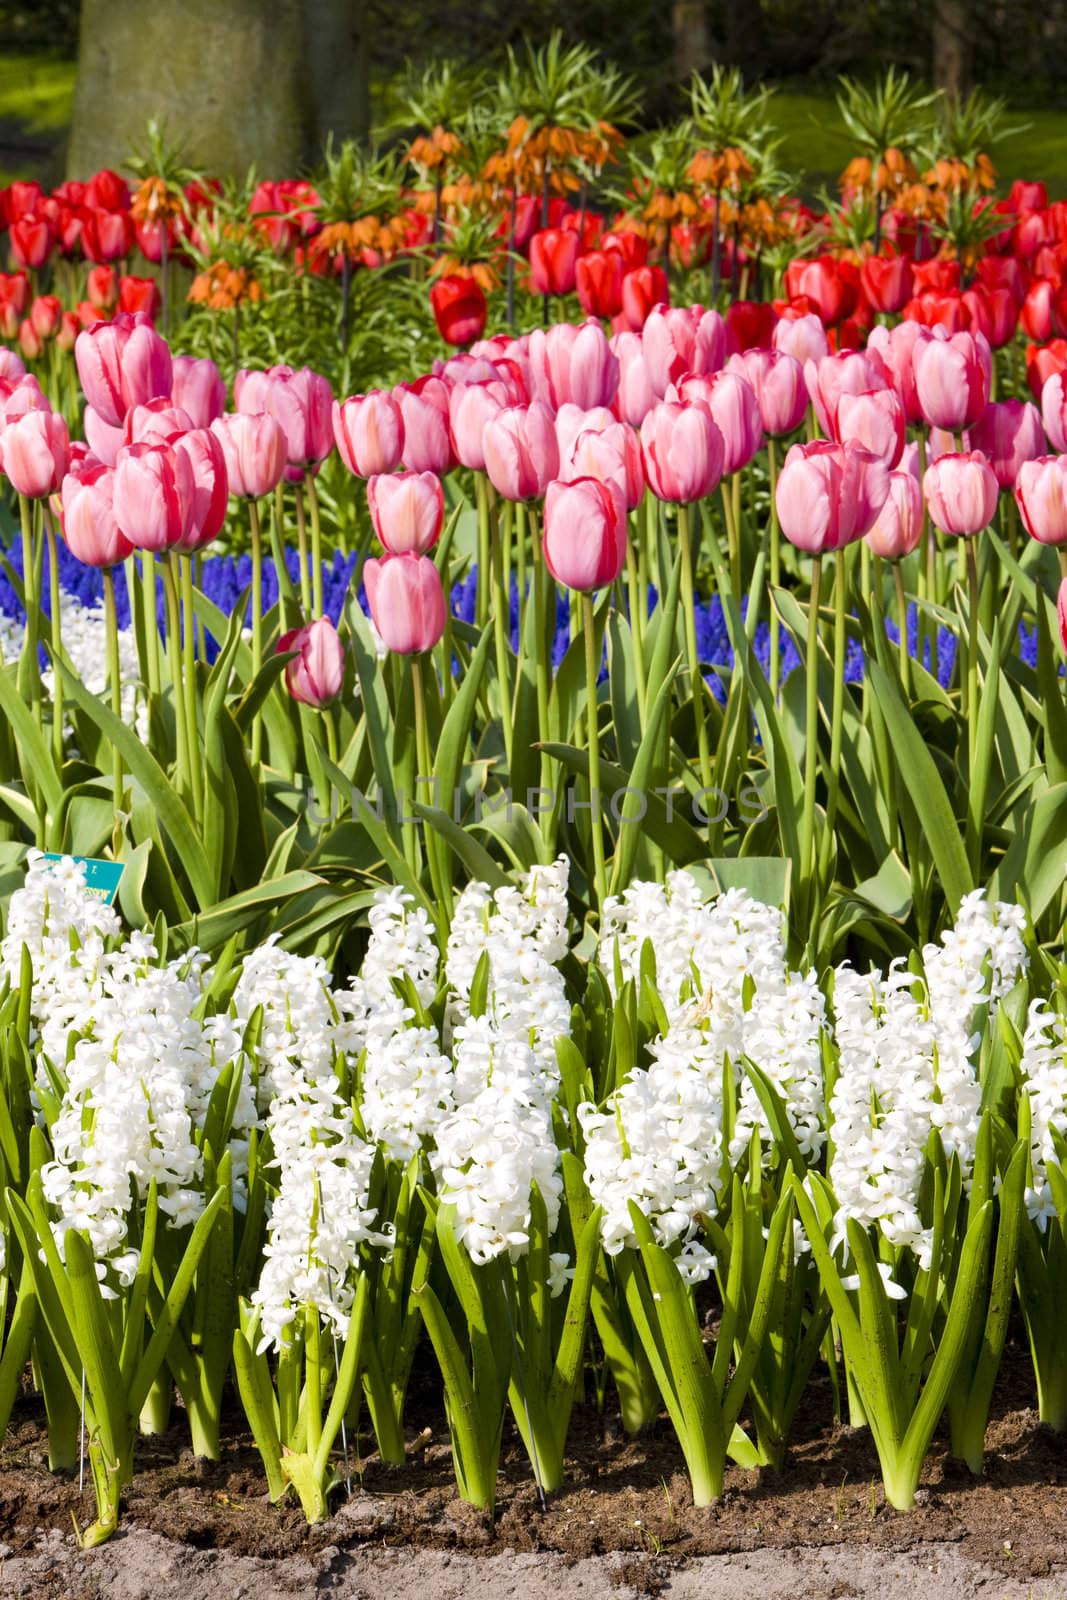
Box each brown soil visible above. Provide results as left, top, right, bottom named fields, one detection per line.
left=1, top=1351, right=1066, bottom=1597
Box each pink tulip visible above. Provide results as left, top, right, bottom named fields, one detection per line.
left=74, top=311, right=172, bottom=428
left=914, top=330, right=992, bottom=432
left=866, top=320, right=933, bottom=425
left=276, top=616, right=345, bottom=706
left=240, top=364, right=333, bottom=468
left=1041, top=373, right=1067, bottom=455
left=922, top=450, right=999, bottom=536
left=333, top=390, right=404, bottom=478
left=775, top=439, right=891, bottom=554
left=832, top=387, right=906, bottom=468
left=673, top=370, right=762, bottom=474
left=612, top=331, right=657, bottom=427
left=84, top=404, right=124, bottom=466
left=0, top=348, right=25, bottom=384
left=528, top=320, right=619, bottom=412
left=563, top=421, right=645, bottom=510
left=542, top=476, right=628, bottom=591
left=2, top=410, right=70, bottom=497
left=642, top=305, right=726, bottom=397
left=969, top=399, right=1046, bottom=489
left=60, top=459, right=131, bottom=568
left=394, top=375, right=455, bottom=474
left=448, top=380, right=504, bottom=472
left=170, top=354, right=226, bottom=429
left=1059, top=577, right=1067, bottom=656
left=210, top=412, right=287, bottom=499
left=124, top=399, right=194, bottom=446
left=171, top=428, right=229, bottom=552
left=113, top=442, right=189, bottom=552
left=864, top=470, right=924, bottom=560
left=640, top=399, right=725, bottom=503
left=363, top=553, right=447, bottom=654
left=367, top=470, right=444, bottom=554
left=772, top=312, right=829, bottom=368
left=555, top=403, right=616, bottom=465
left=727, top=348, right=807, bottom=437
left=804, top=349, right=889, bottom=438
left=0, top=373, right=50, bottom=425
left=1015, top=455, right=1067, bottom=545
left=482, top=402, right=559, bottom=501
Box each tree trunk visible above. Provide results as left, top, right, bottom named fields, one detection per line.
left=671, top=0, right=709, bottom=83
left=69, top=0, right=369, bottom=179
left=932, top=0, right=972, bottom=97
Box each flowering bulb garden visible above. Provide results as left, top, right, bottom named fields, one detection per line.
left=4, top=56, right=1067, bottom=1552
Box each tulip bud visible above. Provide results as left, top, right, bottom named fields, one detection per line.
left=642, top=305, right=726, bottom=397
left=1015, top=455, right=1067, bottom=546
left=448, top=380, right=504, bottom=472
left=969, top=400, right=1046, bottom=489
left=124, top=398, right=194, bottom=446
left=1, top=410, right=70, bottom=497
left=542, top=475, right=628, bottom=591
left=561, top=421, right=645, bottom=510
left=529, top=229, right=580, bottom=297
left=242, top=364, right=334, bottom=468
left=914, top=330, right=992, bottom=432
left=277, top=616, right=345, bottom=706
left=367, top=470, right=444, bottom=555
left=640, top=399, right=725, bottom=503
left=60, top=458, right=131, bottom=568
left=864, top=470, right=924, bottom=560
left=576, top=251, right=624, bottom=320
left=673, top=370, right=762, bottom=475
left=394, top=375, right=455, bottom=474
left=528, top=320, right=619, bottom=412
left=775, top=439, right=890, bottom=554
left=922, top=450, right=999, bottom=537
left=363, top=553, right=447, bottom=653
left=612, top=330, right=656, bottom=427
left=832, top=387, right=906, bottom=468
left=727, top=348, right=806, bottom=437
left=171, top=354, right=227, bottom=429
left=333, top=391, right=404, bottom=478
left=210, top=412, right=287, bottom=499
left=74, top=311, right=172, bottom=428
left=113, top=441, right=189, bottom=552
left=724, top=298, right=778, bottom=355
left=482, top=402, right=559, bottom=501
left=429, top=273, right=487, bottom=347
left=618, top=265, right=669, bottom=331
left=171, top=427, right=229, bottom=552
left=805, top=349, right=889, bottom=438
left=1041, top=373, right=1067, bottom=455
left=772, top=311, right=829, bottom=367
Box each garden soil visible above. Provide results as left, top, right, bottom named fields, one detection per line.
left=2, top=1361, right=1066, bottom=1599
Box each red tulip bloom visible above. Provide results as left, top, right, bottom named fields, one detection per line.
left=861, top=254, right=914, bottom=314
left=617, top=265, right=668, bottom=331
left=529, top=228, right=580, bottom=297
left=118, top=275, right=161, bottom=319
left=724, top=298, right=778, bottom=355
left=9, top=216, right=54, bottom=270
left=1027, top=338, right=1067, bottom=401
left=575, top=251, right=624, bottom=320
left=81, top=209, right=135, bottom=264
left=429, top=273, right=487, bottom=347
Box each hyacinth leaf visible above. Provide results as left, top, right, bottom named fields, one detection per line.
left=128, top=1186, right=225, bottom=1418
left=725, top=593, right=803, bottom=871
left=547, top=1206, right=603, bottom=1445
left=0, top=663, right=61, bottom=835
left=434, top=626, right=493, bottom=812
left=315, top=1273, right=371, bottom=1481
left=202, top=601, right=247, bottom=898
left=608, top=659, right=680, bottom=896
left=845, top=1217, right=906, bottom=1446
left=414, top=1278, right=500, bottom=1512
left=346, top=595, right=399, bottom=838
left=414, top=802, right=508, bottom=889
left=866, top=660, right=973, bottom=916
left=191, top=590, right=297, bottom=770
left=722, top=1185, right=795, bottom=1440
left=643, top=551, right=682, bottom=714
left=63, top=1226, right=127, bottom=1471
left=991, top=783, right=1067, bottom=932
left=966, top=618, right=1001, bottom=870
left=608, top=609, right=641, bottom=772
left=549, top=593, right=609, bottom=746
left=54, top=655, right=215, bottom=912
left=1035, top=598, right=1067, bottom=787
left=232, top=1321, right=285, bottom=1502
left=0, top=1258, right=36, bottom=1439
left=117, top=1180, right=159, bottom=1392
left=538, top=743, right=705, bottom=867
left=175, top=870, right=325, bottom=952
left=741, top=1060, right=806, bottom=1176
left=472, top=804, right=552, bottom=872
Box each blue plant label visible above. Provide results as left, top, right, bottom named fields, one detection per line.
left=41, top=854, right=125, bottom=906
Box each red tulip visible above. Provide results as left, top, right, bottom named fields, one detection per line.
left=118, top=274, right=161, bottom=319
left=1015, top=455, right=1067, bottom=545
left=727, top=348, right=807, bottom=437
left=914, top=330, right=992, bottom=432
left=963, top=285, right=1018, bottom=349
left=784, top=256, right=858, bottom=326
left=775, top=439, right=890, bottom=554
left=618, top=265, right=668, bottom=331
left=333, top=390, right=404, bottom=477
left=2, top=181, right=43, bottom=223
left=482, top=402, right=559, bottom=501
left=969, top=399, right=1046, bottom=488
left=542, top=475, right=628, bottom=591
left=9, top=216, right=54, bottom=270
left=864, top=469, right=924, bottom=560
left=171, top=354, right=226, bottom=429
left=60, top=458, right=130, bottom=567
left=724, top=298, right=778, bottom=355
left=210, top=412, right=287, bottom=499
left=429, top=274, right=487, bottom=347
left=529, top=229, right=580, bottom=297
left=87, top=264, right=117, bottom=311
left=363, top=553, right=447, bottom=653
left=922, top=450, right=999, bottom=536
left=367, top=470, right=444, bottom=554
left=861, top=254, right=914, bottom=314
left=81, top=208, right=135, bottom=264
left=74, top=311, right=172, bottom=428
left=602, top=231, right=649, bottom=272
left=1028, top=339, right=1067, bottom=402
left=84, top=169, right=131, bottom=212
left=576, top=251, right=624, bottom=320
left=1, top=410, right=70, bottom=497
left=1020, top=278, right=1058, bottom=343
left=975, top=255, right=1027, bottom=305
left=640, top=399, right=725, bottom=503
left=277, top=617, right=345, bottom=705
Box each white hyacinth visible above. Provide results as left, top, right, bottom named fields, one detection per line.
left=1018, top=996, right=1067, bottom=1230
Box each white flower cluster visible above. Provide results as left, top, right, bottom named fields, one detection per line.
left=580, top=874, right=826, bottom=1281
left=1018, top=997, right=1067, bottom=1230
left=830, top=894, right=1029, bottom=1265
left=0, top=596, right=145, bottom=737
left=430, top=859, right=572, bottom=1266
left=235, top=943, right=385, bottom=1350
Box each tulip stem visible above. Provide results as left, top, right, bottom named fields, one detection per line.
left=249, top=498, right=264, bottom=765
left=893, top=560, right=911, bottom=697
left=800, top=555, right=822, bottom=895
left=17, top=494, right=41, bottom=728
left=491, top=497, right=514, bottom=770
left=678, top=503, right=713, bottom=792
left=306, top=470, right=325, bottom=617
left=141, top=553, right=161, bottom=699
left=530, top=515, right=554, bottom=823
left=160, top=557, right=190, bottom=811
left=768, top=438, right=781, bottom=702
left=966, top=539, right=980, bottom=775
left=582, top=591, right=607, bottom=916
left=180, top=555, right=203, bottom=822
left=819, top=550, right=847, bottom=878
left=475, top=476, right=491, bottom=631
left=721, top=482, right=740, bottom=599
left=293, top=483, right=312, bottom=616
left=43, top=509, right=64, bottom=769
left=624, top=537, right=647, bottom=731
left=515, top=499, right=528, bottom=650
left=411, top=655, right=452, bottom=921
left=102, top=567, right=124, bottom=813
